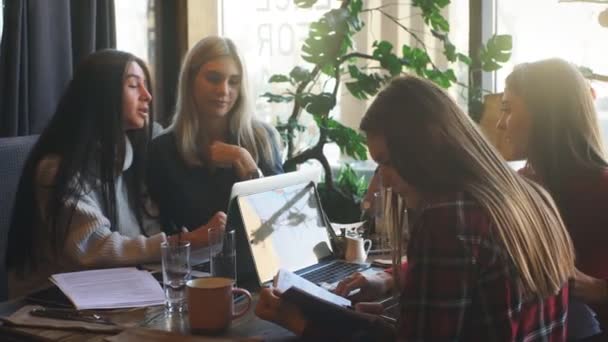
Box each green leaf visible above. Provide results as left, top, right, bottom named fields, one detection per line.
left=423, top=68, right=456, bottom=88
left=457, top=53, right=472, bottom=65
left=275, top=117, right=307, bottom=146
left=413, top=0, right=450, bottom=32
left=336, top=164, right=369, bottom=199
left=481, top=60, right=502, bottom=72
left=303, top=93, right=336, bottom=116
left=492, top=34, right=512, bottom=50
left=261, top=92, right=294, bottom=103
left=348, top=0, right=363, bottom=15
left=372, top=41, right=403, bottom=76
left=402, top=45, right=431, bottom=75
left=289, top=66, right=311, bottom=83
left=345, top=66, right=387, bottom=99
left=443, top=41, right=457, bottom=62
left=301, top=9, right=352, bottom=67
left=479, top=34, right=513, bottom=71
left=294, top=0, right=317, bottom=8
left=269, top=74, right=290, bottom=83
left=493, top=51, right=511, bottom=63
left=315, top=117, right=367, bottom=160
left=429, top=11, right=449, bottom=32
left=373, top=40, right=393, bottom=54
left=346, top=13, right=364, bottom=32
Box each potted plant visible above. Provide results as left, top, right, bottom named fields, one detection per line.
left=264, top=0, right=512, bottom=222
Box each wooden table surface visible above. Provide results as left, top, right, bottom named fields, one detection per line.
left=0, top=294, right=297, bottom=341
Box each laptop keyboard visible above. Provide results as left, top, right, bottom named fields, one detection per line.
left=300, top=261, right=368, bottom=285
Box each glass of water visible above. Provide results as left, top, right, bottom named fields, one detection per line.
left=208, top=228, right=236, bottom=283
left=161, top=239, right=191, bottom=314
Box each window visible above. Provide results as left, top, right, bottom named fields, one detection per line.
left=115, top=0, right=154, bottom=65
left=495, top=0, right=608, bottom=143
left=222, top=0, right=337, bottom=160
left=221, top=0, right=470, bottom=167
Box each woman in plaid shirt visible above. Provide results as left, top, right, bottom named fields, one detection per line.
left=255, top=75, right=575, bottom=341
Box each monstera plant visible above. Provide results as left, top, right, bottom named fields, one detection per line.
left=265, top=0, right=512, bottom=222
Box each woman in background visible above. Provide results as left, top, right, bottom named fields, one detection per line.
left=256, top=75, right=575, bottom=341
left=497, top=58, right=608, bottom=340
left=7, top=50, right=212, bottom=298
left=147, top=36, right=283, bottom=237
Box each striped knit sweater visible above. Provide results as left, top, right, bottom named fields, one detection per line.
left=9, top=138, right=166, bottom=298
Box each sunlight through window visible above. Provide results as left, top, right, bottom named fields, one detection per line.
left=496, top=0, right=608, bottom=144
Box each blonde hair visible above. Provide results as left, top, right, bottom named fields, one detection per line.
left=361, top=76, right=575, bottom=298
left=506, top=58, right=607, bottom=200
left=170, top=36, right=279, bottom=166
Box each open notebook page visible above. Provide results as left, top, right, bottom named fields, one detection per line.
left=274, top=268, right=351, bottom=307
left=51, top=267, right=165, bottom=310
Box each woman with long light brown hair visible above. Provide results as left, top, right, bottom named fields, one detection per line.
left=146, top=36, right=283, bottom=237
left=498, top=58, right=608, bottom=340
left=255, top=75, right=575, bottom=341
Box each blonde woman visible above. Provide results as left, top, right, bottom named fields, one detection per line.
left=255, top=76, right=574, bottom=341
left=146, top=36, right=283, bottom=237
left=497, top=58, right=608, bottom=340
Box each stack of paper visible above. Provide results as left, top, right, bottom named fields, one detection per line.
left=51, top=267, right=165, bottom=310
left=274, top=268, right=351, bottom=307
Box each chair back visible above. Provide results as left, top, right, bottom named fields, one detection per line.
left=0, top=135, right=38, bottom=300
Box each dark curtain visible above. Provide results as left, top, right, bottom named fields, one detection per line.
left=153, top=0, right=187, bottom=126
left=0, top=0, right=116, bottom=137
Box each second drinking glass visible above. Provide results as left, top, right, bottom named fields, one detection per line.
left=208, top=228, right=236, bottom=283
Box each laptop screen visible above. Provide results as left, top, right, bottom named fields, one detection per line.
left=237, top=181, right=333, bottom=284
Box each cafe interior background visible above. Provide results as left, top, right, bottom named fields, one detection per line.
left=1, top=0, right=608, bottom=222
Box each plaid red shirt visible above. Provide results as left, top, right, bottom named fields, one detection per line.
left=399, top=191, right=568, bottom=341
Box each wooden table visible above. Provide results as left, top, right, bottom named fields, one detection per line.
left=0, top=294, right=297, bottom=341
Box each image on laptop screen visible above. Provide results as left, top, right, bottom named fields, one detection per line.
left=237, top=182, right=333, bottom=284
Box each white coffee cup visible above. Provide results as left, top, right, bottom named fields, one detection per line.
left=344, top=236, right=372, bottom=263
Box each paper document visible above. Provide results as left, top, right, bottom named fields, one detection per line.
left=51, top=267, right=165, bottom=310
left=274, top=268, right=351, bottom=307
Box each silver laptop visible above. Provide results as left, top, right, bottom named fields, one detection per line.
left=234, top=176, right=369, bottom=289
left=190, top=169, right=322, bottom=273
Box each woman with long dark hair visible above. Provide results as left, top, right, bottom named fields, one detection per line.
left=7, top=50, right=211, bottom=298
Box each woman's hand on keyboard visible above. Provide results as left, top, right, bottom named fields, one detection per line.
left=334, top=272, right=393, bottom=302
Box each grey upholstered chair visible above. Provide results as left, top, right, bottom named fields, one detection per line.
left=0, top=135, right=38, bottom=301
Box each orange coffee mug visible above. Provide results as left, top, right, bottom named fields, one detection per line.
left=186, top=277, right=252, bottom=334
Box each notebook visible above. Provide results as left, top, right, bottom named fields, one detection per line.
left=50, top=267, right=165, bottom=310
left=274, top=268, right=351, bottom=307
left=235, top=178, right=370, bottom=289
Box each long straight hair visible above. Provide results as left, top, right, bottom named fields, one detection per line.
left=7, top=49, right=154, bottom=273
left=506, top=58, right=608, bottom=203
left=361, top=76, right=575, bottom=298
left=170, top=36, right=278, bottom=167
